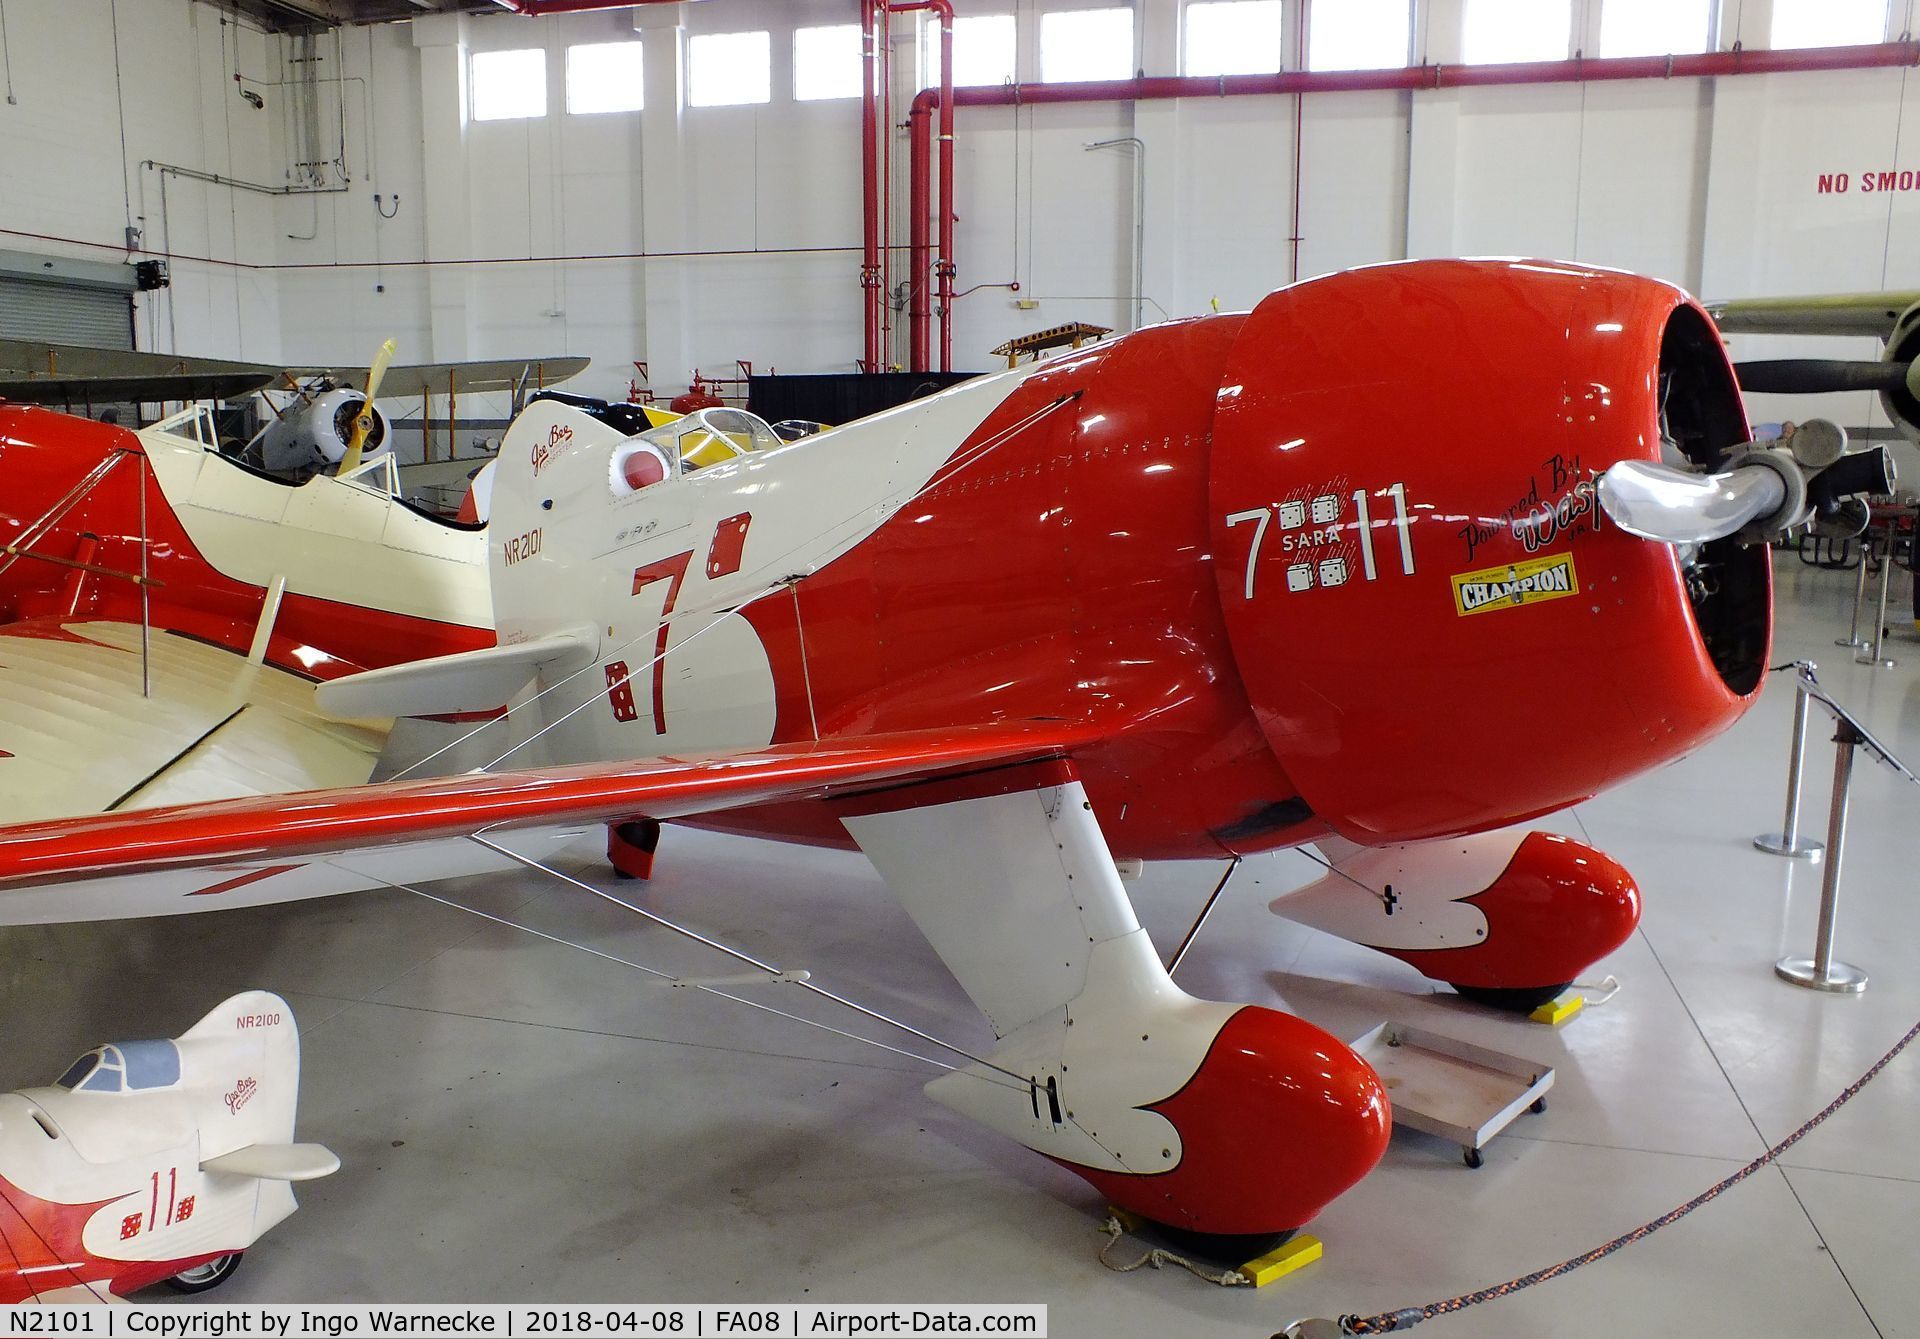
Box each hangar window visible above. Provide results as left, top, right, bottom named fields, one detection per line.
left=567, top=42, right=644, bottom=115
left=1040, top=8, right=1135, bottom=83
left=1184, top=2, right=1284, bottom=77
left=1308, top=0, right=1412, bottom=70
left=923, top=14, right=1018, bottom=88
left=795, top=25, right=862, bottom=101
left=1771, top=0, right=1888, bottom=48
left=472, top=48, right=548, bottom=122
left=1461, top=0, right=1572, bottom=63
left=1600, top=0, right=1711, bottom=57
left=688, top=31, right=772, bottom=107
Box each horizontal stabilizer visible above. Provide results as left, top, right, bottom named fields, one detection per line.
left=201, top=1142, right=340, bottom=1182
left=315, top=626, right=598, bottom=719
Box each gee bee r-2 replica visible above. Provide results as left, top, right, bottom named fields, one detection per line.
left=0, top=991, right=336, bottom=1302
left=0, top=259, right=1886, bottom=1250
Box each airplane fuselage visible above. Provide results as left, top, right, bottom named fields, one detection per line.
left=491, top=260, right=1770, bottom=860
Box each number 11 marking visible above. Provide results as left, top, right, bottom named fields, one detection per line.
left=1353, top=482, right=1416, bottom=580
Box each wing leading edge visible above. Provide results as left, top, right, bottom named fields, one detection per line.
left=1707, top=292, right=1920, bottom=339
left=0, top=723, right=1099, bottom=924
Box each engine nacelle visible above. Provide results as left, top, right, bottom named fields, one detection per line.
left=257, top=388, right=390, bottom=476
left=1206, top=261, right=1770, bottom=844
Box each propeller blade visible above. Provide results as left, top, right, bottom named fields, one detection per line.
left=338, top=338, right=397, bottom=475
left=1734, top=358, right=1909, bottom=395
left=1597, top=458, right=1787, bottom=545
left=363, top=338, right=397, bottom=404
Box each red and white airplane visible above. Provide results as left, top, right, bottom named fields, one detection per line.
left=0, top=259, right=1867, bottom=1248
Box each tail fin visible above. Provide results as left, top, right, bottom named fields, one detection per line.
left=487, top=400, right=633, bottom=651
left=312, top=399, right=620, bottom=722
left=177, top=991, right=301, bottom=1161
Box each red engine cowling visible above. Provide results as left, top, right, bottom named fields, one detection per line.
left=1208, top=260, right=1768, bottom=844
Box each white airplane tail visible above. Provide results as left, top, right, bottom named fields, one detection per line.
left=314, top=398, right=619, bottom=722
left=177, top=990, right=302, bottom=1162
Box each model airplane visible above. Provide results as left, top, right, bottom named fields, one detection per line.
left=0, top=259, right=1881, bottom=1249
left=0, top=991, right=336, bottom=1302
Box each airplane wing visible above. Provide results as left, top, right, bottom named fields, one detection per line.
left=0, top=372, right=279, bottom=405
left=0, top=619, right=388, bottom=825
left=288, top=357, right=592, bottom=399
left=1706, top=291, right=1920, bottom=339
left=0, top=337, right=589, bottom=405
left=0, top=338, right=279, bottom=383
left=0, top=723, right=1098, bottom=924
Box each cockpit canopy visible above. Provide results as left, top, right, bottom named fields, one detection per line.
left=610, top=407, right=784, bottom=496
left=55, top=1040, right=182, bottom=1095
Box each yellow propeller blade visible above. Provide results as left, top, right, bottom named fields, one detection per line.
left=339, top=338, right=396, bottom=475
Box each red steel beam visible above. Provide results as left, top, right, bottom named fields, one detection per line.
left=503, top=1, right=701, bottom=13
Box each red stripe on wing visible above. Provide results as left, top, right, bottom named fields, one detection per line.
left=0, top=723, right=1101, bottom=891
left=188, top=864, right=306, bottom=897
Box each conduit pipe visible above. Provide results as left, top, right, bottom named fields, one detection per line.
left=861, top=0, right=883, bottom=370
left=889, top=1, right=953, bottom=375
left=900, top=40, right=1920, bottom=372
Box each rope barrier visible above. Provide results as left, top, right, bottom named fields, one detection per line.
left=1271, top=664, right=1920, bottom=1334
left=1292, top=1012, right=1920, bottom=1335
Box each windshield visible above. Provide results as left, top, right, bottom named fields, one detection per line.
left=641, top=407, right=783, bottom=473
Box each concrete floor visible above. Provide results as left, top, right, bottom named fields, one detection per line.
left=4, top=552, right=1917, bottom=1337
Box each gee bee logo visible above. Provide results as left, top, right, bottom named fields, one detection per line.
left=1451, top=552, right=1578, bottom=617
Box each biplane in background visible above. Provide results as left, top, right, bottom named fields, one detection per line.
left=0, top=336, right=588, bottom=477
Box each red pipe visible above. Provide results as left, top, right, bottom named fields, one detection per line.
left=936, top=6, right=956, bottom=374
left=861, top=0, right=883, bottom=371
left=907, top=95, right=932, bottom=372
left=905, top=40, right=1920, bottom=369
left=887, top=1, right=953, bottom=373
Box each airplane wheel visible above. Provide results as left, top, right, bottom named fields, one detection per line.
left=1137, top=1220, right=1297, bottom=1265
left=1450, top=982, right=1571, bottom=1014
left=165, top=1252, right=243, bottom=1293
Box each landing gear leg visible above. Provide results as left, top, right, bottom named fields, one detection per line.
left=608, top=819, right=661, bottom=881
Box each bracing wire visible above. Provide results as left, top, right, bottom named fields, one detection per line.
left=479, top=592, right=778, bottom=773
left=469, top=833, right=1033, bottom=1091
left=385, top=580, right=789, bottom=781
left=347, top=867, right=967, bottom=1076
left=389, top=390, right=1079, bottom=784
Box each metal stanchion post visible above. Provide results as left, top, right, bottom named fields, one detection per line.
left=1754, top=665, right=1824, bottom=859
left=1837, top=538, right=1872, bottom=648
left=1856, top=523, right=1899, bottom=667
left=1776, top=720, right=1869, bottom=993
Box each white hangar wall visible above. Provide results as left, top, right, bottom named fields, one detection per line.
left=0, top=0, right=285, bottom=361
left=2, top=0, right=1920, bottom=436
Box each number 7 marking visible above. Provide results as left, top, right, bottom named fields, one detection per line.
left=1225, top=507, right=1272, bottom=600
left=631, top=550, right=694, bottom=734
